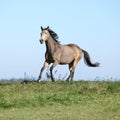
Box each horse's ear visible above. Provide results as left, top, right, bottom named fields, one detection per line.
left=41, top=26, right=43, bottom=31
left=47, top=26, right=49, bottom=30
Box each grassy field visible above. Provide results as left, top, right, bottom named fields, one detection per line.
left=0, top=80, right=120, bottom=120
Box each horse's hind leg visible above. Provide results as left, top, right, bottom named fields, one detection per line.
left=66, top=70, right=74, bottom=81
left=66, top=57, right=81, bottom=81
left=66, top=61, right=75, bottom=81
left=37, top=61, right=49, bottom=82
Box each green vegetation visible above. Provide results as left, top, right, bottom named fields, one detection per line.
left=0, top=80, right=120, bottom=120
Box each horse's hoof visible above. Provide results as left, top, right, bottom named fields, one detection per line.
left=37, top=79, right=41, bottom=82
left=51, top=79, right=55, bottom=82
left=66, top=79, right=69, bottom=81
left=52, top=80, right=55, bottom=82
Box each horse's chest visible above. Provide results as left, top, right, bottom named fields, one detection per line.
left=46, top=53, right=54, bottom=62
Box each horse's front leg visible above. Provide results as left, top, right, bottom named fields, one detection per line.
left=50, top=61, right=58, bottom=82
left=37, top=61, right=49, bottom=82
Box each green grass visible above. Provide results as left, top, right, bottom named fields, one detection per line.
left=0, top=80, right=120, bottom=120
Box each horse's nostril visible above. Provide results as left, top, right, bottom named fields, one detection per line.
left=40, top=39, right=43, bottom=44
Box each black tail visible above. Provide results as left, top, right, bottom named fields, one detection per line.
left=82, top=49, right=100, bottom=67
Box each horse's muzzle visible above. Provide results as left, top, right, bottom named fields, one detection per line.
left=40, top=39, right=44, bottom=44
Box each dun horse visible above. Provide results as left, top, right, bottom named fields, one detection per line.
left=37, top=26, right=100, bottom=82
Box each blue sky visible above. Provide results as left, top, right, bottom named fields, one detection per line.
left=0, top=0, right=120, bottom=80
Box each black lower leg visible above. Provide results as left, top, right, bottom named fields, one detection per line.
left=70, top=71, right=74, bottom=81
left=50, top=66, right=55, bottom=82
left=37, top=67, right=44, bottom=81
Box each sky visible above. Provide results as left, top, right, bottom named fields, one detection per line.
left=0, top=0, right=120, bottom=80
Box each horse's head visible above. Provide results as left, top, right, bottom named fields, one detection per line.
left=40, top=26, right=50, bottom=44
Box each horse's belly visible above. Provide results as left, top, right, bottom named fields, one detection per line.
left=60, top=53, right=74, bottom=64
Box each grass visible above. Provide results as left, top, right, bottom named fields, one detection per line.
left=0, top=80, right=120, bottom=120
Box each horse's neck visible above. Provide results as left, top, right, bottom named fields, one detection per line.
left=45, top=38, right=58, bottom=53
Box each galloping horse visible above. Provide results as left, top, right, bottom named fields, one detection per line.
left=37, top=26, right=100, bottom=82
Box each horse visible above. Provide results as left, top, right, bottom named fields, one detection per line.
left=37, top=26, right=100, bottom=82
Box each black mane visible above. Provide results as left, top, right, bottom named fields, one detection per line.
left=45, top=28, right=60, bottom=43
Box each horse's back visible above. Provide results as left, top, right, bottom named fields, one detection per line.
left=65, top=44, right=82, bottom=54
left=59, top=44, right=82, bottom=64
left=67, top=43, right=81, bottom=49
left=67, top=44, right=82, bottom=60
